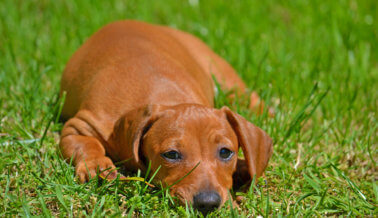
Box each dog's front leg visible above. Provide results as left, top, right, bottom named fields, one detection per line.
left=60, top=116, right=117, bottom=183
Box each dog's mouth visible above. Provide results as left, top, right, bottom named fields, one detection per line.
left=170, top=189, right=189, bottom=205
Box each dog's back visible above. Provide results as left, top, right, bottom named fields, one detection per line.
left=61, top=20, right=218, bottom=121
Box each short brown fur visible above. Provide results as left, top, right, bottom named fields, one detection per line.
left=60, top=20, right=272, bottom=206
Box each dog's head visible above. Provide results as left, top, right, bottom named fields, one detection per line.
left=113, top=104, right=272, bottom=214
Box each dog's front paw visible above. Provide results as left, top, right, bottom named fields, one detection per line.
left=75, top=156, right=117, bottom=183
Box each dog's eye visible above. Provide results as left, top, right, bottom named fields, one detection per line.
left=219, top=148, right=233, bottom=160
left=161, top=150, right=182, bottom=161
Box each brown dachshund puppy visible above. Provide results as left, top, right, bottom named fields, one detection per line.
left=60, top=20, right=272, bottom=214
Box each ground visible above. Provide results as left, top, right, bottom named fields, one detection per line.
left=0, top=0, right=376, bottom=216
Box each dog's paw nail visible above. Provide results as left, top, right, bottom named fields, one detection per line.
left=109, top=172, right=117, bottom=179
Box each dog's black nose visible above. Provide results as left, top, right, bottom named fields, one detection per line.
left=193, top=191, right=221, bottom=215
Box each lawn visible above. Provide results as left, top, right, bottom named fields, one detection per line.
left=0, top=0, right=376, bottom=216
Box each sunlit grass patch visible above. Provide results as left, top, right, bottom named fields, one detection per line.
left=0, top=0, right=376, bottom=216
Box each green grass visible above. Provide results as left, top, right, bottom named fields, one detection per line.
left=0, top=0, right=377, bottom=216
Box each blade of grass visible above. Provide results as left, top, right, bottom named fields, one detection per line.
left=55, top=185, right=69, bottom=212
left=141, top=165, right=161, bottom=195
left=330, top=164, right=370, bottom=204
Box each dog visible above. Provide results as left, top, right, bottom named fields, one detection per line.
left=59, top=20, right=273, bottom=214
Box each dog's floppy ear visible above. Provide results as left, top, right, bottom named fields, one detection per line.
left=221, top=106, right=273, bottom=190
left=111, top=105, right=166, bottom=170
